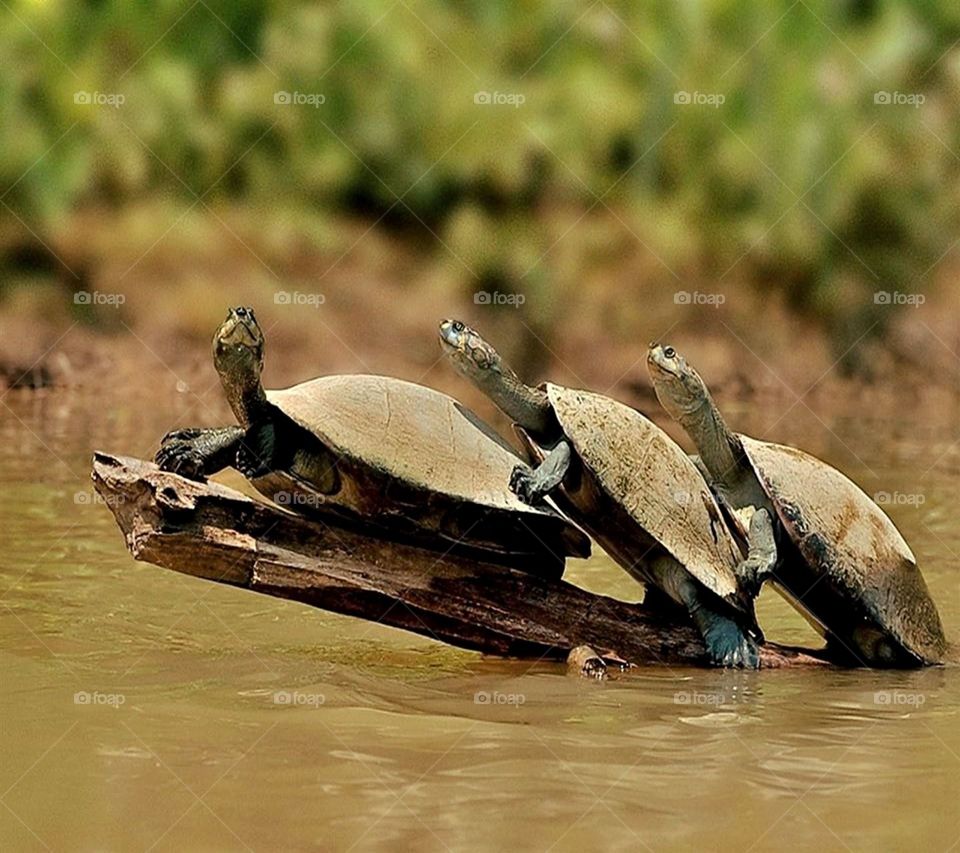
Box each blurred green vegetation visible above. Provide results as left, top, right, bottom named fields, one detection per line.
left=2, top=0, right=959, bottom=371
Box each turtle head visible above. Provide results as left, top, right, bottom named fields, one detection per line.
left=439, top=319, right=504, bottom=382
left=648, top=342, right=744, bottom=481
left=213, top=306, right=266, bottom=425
left=439, top=319, right=552, bottom=432
left=646, top=343, right=709, bottom=421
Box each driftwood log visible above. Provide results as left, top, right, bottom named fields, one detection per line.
left=92, top=453, right=830, bottom=669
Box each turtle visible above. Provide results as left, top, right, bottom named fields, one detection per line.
left=647, top=342, right=947, bottom=667
left=155, top=307, right=590, bottom=577
left=438, top=319, right=778, bottom=668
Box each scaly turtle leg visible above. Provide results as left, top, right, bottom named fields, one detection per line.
left=510, top=440, right=571, bottom=504
left=735, top=509, right=777, bottom=598
left=649, top=555, right=760, bottom=669
left=156, top=426, right=244, bottom=480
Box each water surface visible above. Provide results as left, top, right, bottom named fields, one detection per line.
left=1, top=387, right=957, bottom=851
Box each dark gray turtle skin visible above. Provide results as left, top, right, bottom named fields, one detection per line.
left=648, top=343, right=946, bottom=667
left=155, top=307, right=590, bottom=577
left=440, top=319, right=778, bottom=669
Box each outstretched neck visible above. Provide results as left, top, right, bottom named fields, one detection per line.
left=478, top=363, right=553, bottom=435
left=680, top=394, right=745, bottom=488
left=220, top=371, right=269, bottom=428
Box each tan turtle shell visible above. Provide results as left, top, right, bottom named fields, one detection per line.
left=740, top=437, right=946, bottom=663
left=263, top=374, right=589, bottom=564
left=522, top=383, right=751, bottom=614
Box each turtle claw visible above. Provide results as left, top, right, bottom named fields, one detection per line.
left=693, top=608, right=760, bottom=669
left=235, top=443, right=271, bottom=480
left=155, top=442, right=207, bottom=481
left=697, top=610, right=760, bottom=669
left=510, top=464, right=541, bottom=504
left=156, top=429, right=210, bottom=480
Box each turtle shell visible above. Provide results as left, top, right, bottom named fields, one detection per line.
left=740, top=436, right=946, bottom=663
left=530, top=384, right=749, bottom=611
left=263, top=375, right=589, bottom=564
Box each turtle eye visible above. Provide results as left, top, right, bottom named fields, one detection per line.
left=663, top=346, right=676, bottom=359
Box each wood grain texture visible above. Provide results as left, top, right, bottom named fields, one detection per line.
left=91, top=452, right=832, bottom=669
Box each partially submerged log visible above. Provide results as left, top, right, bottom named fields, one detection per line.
left=91, top=453, right=831, bottom=668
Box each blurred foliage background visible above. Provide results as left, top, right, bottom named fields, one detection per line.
left=2, top=0, right=959, bottom=387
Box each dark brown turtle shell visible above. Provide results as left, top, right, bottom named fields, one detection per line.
left=740, top=437, right=946, bottom=664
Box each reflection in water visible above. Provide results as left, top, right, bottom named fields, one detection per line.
left=1, top=389, right=957, bottom=850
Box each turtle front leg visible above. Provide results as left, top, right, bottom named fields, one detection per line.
left=156, top=426, right=243, bottom=480
left=510, top=440, right=571, bottom=504
left=735, top=509, right=777, bottom=598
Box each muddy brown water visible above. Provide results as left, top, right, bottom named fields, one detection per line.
left=1, top=386, right=957, bottom=852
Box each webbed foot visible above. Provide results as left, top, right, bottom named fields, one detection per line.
left=155, top=425, right=242, bottom=481
left=697, top=610, right=760, bottom=669
left=155, top=439, right=207, bottom=481
left=509, top=441, right=571, bottom=505
left=510, top=464, right=543, bottom=504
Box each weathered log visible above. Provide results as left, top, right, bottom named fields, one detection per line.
left=91, top=452, right=831, bottom=668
